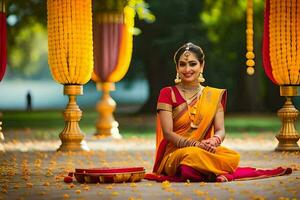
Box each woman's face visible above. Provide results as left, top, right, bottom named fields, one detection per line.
left=177, top=51, right=203, bottom=84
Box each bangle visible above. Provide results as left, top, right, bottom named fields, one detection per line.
left=176, top=137, right=198, bottom=148
left=176, top=137, right=183, bottom=148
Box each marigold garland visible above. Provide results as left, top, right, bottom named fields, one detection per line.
left=108, top=5, right=135, bottom=82
left=246, top=0, right=255, bottom=75
left=47, top=0, right=93, bottom=85
left=92, top=2, right=135, bottom=83
left=269, top=0, right=300, bottom=85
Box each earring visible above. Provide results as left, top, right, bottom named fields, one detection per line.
left=198, top=73, right=205, bottom=83
left=174, top=73, right=181, bottom=84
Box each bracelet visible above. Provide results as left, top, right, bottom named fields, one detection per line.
left=176, top=137, right=198, bottom=148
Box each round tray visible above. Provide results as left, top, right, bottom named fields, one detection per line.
left=73, top=167, right=145, bottom=183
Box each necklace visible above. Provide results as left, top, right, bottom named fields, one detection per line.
left=180, top=84, right=202, bottom=129
left=179, top=83, right=201, bottom=101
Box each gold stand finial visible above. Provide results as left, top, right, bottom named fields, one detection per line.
left=94, top=82, right=122, bottom=139
left=275, top=86, right=300, bottom=151
left=57, top=85, right=89, bottom=151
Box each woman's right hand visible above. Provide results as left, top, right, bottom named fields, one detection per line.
left=195, top=141, right=216, bottom=153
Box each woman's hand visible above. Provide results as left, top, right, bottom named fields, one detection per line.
left=195, top=140, right=216, bottom=153
left=202, top=138, right=219, bottom=147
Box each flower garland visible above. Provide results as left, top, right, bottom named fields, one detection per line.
left=92, top=2, right=135, bottom=83
left=269, top=0, right=300, bottom=85
left=108, top=4, right=135, bottom=82
left=47, top=0, right=93, bottom=85
left=246, top=0, right=255, bottom=75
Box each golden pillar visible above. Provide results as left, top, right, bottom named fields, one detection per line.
left=275, top=86, right=300, bottom=151
left=57, top=85, right=89, bottom=151
left=94, top=82, right=121, bottom=139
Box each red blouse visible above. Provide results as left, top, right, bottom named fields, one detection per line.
left=157, top=86, right=225, bottom=112
left=157, top=86, right=185, bottom=108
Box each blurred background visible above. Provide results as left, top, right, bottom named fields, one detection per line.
left=1, top=0, right=299, bottom=141
left=2, top=0, right=298, bottom=112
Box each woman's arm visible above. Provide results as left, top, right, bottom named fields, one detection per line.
left=158, top=110, right=205, bottom=148
left=213, top=110, right=225, bottom=141
left=158, top=110, right=180, bottom=144
left=202, top=110, right=225, bottom=152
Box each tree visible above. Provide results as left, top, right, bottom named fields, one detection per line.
left=133, top=0, right=208, bottom=112
left=132, top=0, right=283, bottom=113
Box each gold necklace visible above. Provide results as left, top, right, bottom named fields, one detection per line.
left=181, top=86, right=202, bottom=129
left=179, top=84, right=201, bottom=101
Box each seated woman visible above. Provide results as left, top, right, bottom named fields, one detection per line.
left=145, top=42, right=292, bottom=182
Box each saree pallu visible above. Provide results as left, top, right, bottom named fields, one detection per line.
left=145, top=86, right=292, bottom=182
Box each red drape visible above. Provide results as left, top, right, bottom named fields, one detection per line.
left=262, top=0, right=277, bottom=84
left=0, top=11, right=7, bottom=81
left=93, top=17, right=124, bottom=82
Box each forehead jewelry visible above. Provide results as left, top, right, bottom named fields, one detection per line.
left=183, top=46, right=191, bottom=61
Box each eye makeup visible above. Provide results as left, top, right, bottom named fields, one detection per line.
left=178, top=60, right=198, bottom=67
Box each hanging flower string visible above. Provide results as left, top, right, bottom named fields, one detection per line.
left=47, top=0, right=93, bottom=85
left=246, top=0, right=255, bottom=75
left=268, top=0, right=300, bottom=85
left=108, top=4, right=135, bottom=82
left=92, top=3, right=135, bottom=83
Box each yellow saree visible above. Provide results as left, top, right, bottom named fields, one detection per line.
left=153, top=86, right=240, bottom=177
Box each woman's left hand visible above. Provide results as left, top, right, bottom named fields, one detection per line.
left=202, top=138, right=218, bottom=148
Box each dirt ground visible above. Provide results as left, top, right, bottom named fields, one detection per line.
left=0, top=136, right=300, bottom=200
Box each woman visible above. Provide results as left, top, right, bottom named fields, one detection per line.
left=145, top=42, right=292, bottom=182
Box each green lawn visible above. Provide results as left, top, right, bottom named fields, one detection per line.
left=1, top=110, right=299, bottom=140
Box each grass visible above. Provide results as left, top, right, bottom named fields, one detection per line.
left=1, top=110, right=299, bottom=140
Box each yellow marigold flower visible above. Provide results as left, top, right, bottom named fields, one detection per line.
left=161, top=180, right=171, bottom=190
left=75, top=190, right=81, bottom=194
left=246, top=59, right=255, bottom=67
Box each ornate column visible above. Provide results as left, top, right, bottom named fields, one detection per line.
left=262, top=0, right=300, bottom=151
left=47, top=0, right=93, bottom=151
left=94, top=82, right=121, bottom=139
left=57, top=85, right=89, bottom=151
left=92, top=5, right=135, bottom=138
left=275, top=86, right=300, bottom=151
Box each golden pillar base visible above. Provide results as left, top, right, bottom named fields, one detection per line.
left=57, top=85, right=89, bottom=151
left=94, top=82, right=122, bottom=139
left=275, top=86, right=300, bottom=151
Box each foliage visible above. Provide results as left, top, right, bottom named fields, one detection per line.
left=93, top=0, right=155, bottom=23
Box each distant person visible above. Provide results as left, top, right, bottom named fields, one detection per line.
left=26, top=91, right=32, bottom=112
left=145, top=42, right=292, bottom=182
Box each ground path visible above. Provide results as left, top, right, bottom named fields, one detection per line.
left=0, top=136, right=299, bottom=200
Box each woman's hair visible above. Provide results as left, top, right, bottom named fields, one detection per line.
left=173, top=42, right=205, bottom=65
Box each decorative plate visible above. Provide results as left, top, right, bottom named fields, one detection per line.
left=72, top=167, right=145, bottom=183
